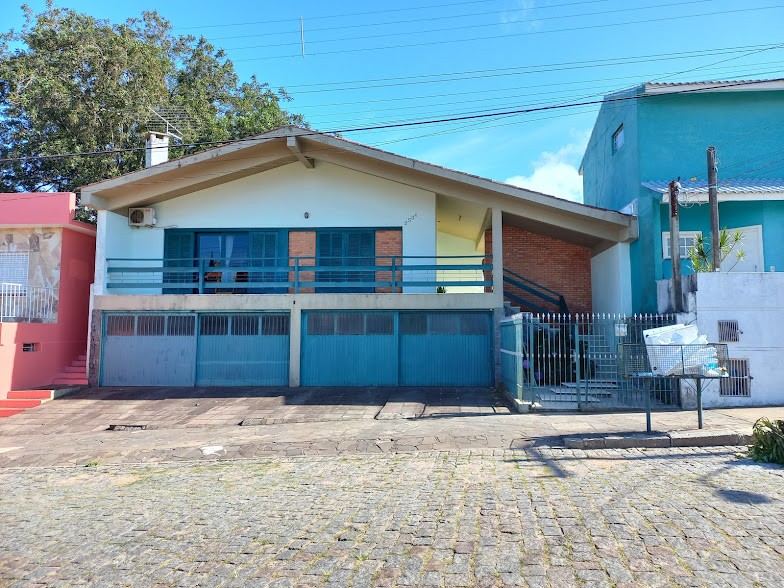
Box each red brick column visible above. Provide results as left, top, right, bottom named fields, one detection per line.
left=375, top=229, right=403, bottom=293
left=288, top=231, right=316, bottom=293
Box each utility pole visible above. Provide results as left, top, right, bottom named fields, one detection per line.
left=707, top=146, right=720, bottom=270
left=669, top=178, right=683, bottom=313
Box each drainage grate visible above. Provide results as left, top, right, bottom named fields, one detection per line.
left=720, top=359, right=751, bottom=396
left=107, top=424, right=151, bottom=431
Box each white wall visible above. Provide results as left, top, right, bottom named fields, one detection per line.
left=436, top=231, right=484, bottom=293
left=658, top=272, right=784, bottom=407
left=100, top=161, right=437, bottom=293
left=590, top=243, right=632, bottom=314
left=98, top=210, right=164, bottom=295
left=158, top=161, right=435, bottom=255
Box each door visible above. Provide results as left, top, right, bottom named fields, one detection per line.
left=316, top=230, right=375, bottom=292
left=196, top=313, right=290, bottom=386
left=723, top=225, right=763, bottom=272
left=101, top=314, right=197, bottom=386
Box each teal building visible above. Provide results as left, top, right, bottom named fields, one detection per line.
left=580, top=79, right=784, bottom=312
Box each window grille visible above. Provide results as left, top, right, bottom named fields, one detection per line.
left=718, top=320, right=740, bottom=342
left=106, top=315, right=136, bottom=336
left=720, top=359, right=751, bottom=396
left=0, top=252, right=29, bottom=288
left=612, top=125, right=625, bottom=153
left=137, top=315, right=165, bottom=336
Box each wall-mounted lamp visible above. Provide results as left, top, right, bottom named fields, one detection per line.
left=304, top=212, right=310, bottom=219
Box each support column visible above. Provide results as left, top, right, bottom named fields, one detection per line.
left=93, top=210, right=107, bottom=295
left=288, top=305, right=302, bottom=387
left=491, top=207, right=503, bottom=302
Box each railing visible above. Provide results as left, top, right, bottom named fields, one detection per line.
left=105, top=255, right=493, bottom=294
left=0, top=283, right=58, bottom=323
left=502, top=268, right=568, bottom=314
left=500, top=312, right=678, bottom=410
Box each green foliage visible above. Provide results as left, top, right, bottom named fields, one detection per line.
left=687, top=228, right=745, bottom=273
left=747, top=418, right=784, bottom=465
left=0, top=1, right=303, bottom=194
left=84, top=459, right=99, bottom=468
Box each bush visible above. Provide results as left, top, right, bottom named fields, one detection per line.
left=748, top=418, right=784, bottom=465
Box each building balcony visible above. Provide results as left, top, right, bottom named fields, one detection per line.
left=0, top=283, right=58, bottom=323
left=103, top=255, right=493, bottom=296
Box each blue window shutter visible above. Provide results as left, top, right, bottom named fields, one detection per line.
left=249, top=230, right=288, bottom=292
left=163, top=231, right=194, bottom=293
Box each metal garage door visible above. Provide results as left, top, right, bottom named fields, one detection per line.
left=196, top=313, right=290, bottom=386
left=301, top=311, right=398, bottom=386
left=399, top=312, right=493, bottom=386
left=300, top=311, right=492, bottom=386
left=101, top=312, right=290, bottom=387
left=101, top=314, right=197, bottom=386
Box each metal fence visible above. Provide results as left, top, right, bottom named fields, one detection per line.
left=500, top=312, right=679, bottom=410
left=0, top=283, right=58, bottom=323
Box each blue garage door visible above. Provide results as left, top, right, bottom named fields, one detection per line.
left=399, top=312, right=493, bottom=386
left=101, top=312, right=290, bottom=386
left=301, top=312, right=398, bottom=386
left=101, top=314, right=197, bottom=386
left=301, top=311, right=492, bottom=386
left=196, top=313, right=290, bottom=386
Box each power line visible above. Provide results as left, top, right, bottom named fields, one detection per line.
left=210, top=0, right=710, bottom=43
left=230, top=4, right=784, bottom=60
left=175, top=0, right=611, bottom=31
left=280, top=44, right=782, bottom=94
left=2, top=79, right=778, bottom=165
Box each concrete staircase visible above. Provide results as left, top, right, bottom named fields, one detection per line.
left=0, top=390, right=57, bottom=418
left=52, top=354, right=88, bottom=386
left=0, top=354, right=87, bottom=418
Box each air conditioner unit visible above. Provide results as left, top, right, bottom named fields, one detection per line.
left=128, top=207, right=157, bottom=227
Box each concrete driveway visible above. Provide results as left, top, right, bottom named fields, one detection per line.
left=0, top=386, right=510, bottom=435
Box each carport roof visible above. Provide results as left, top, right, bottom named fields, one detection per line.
left=79, top=125, right=636, bottom=250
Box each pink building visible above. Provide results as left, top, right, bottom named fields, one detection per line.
left=0, top=193, right=95, bottom=415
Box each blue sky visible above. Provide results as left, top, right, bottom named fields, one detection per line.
left=3, top=0, right=783, bottom=201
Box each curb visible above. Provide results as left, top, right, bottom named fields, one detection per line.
left=563, top=429, right=753, bottom=450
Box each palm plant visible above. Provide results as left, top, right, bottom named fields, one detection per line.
left=687, top=228, right=745, bottom=272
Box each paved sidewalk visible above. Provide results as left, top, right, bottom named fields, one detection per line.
left=0, top=385, right=781, bottom=468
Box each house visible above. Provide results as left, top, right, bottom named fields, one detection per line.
left=79, top=126, right=635, bottom=392
left=580, top=78, right=784, bottom=313
left=0, top=192, right=96, bottom=415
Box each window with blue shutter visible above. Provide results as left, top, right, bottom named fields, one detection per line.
left=163, top=231, right=195, bottom=293
left=316, top=230, right=375, bottom=293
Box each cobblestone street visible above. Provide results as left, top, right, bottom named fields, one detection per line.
left=1, top=446, right=783, bottom=587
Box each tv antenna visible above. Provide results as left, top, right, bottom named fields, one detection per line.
left=144, top=106, right=193, bottom=142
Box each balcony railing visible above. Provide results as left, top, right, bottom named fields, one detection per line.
left=105, top=255, right=493, bottom=294
left=0, top=283, right=58, bottom=323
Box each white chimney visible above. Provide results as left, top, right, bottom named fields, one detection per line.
left=145, top=132, right=170, bottom=167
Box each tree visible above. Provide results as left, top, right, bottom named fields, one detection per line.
left=0, top=1, right=303, bottom=198
left=687, top=228, right=745, bottom=272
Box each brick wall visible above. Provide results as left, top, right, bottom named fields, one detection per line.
left=487, top=224, right=592, bottom=313
left=375, top=229, right=403, bottom=293
left=288, top=231, right=316, bottom=293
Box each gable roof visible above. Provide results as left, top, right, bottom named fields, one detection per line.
left=79, top=125, right=636, bottom=250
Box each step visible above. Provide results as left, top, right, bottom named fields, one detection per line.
left=0, top=399, right=42, bottom=409
left=77, top=354, right=87, bottom=361
left=0, top=408, right=26, bottom=418
left=64, top=365, right=86, bottom=374
left=70, top=360, right=87, bottom=368
left=7, top=390, right=54, bottom=400
left=52, top=377, right=88, bottom=386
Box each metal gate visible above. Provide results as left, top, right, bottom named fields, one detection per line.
left=500, top=313, right=678, bottom=409
left=101, top=312, right=290, bottom=387
left=301, top=310, right=493, bottom=387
